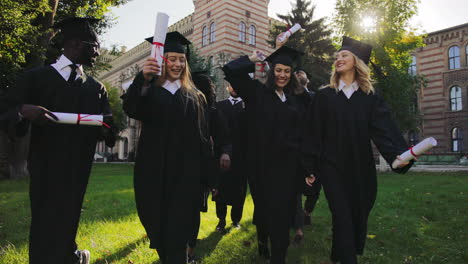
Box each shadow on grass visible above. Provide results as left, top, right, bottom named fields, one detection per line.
left=92, top=237, right=148, bottom=264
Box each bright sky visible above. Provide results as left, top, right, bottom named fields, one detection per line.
left=101, top=0, right=468, bottom=49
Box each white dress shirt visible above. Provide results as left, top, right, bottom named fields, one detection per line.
left=275, top=90, right=287, bottom=102
left=228, top=96, right=243, bottom=105
left=162, top=80, right=181, bottom=94
left=51, top=55, right=84, bottom=81
left=338, top=80, right=359, bottom=99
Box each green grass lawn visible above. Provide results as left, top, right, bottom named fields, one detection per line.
left=0, top=164, right=467, bottom=264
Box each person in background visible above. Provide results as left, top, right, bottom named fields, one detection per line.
left=187, top=72, right=229, bottom=263
left=214, top=84, right=248, bottom=233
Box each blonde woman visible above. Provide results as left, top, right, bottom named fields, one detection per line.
left=122, top=32, right=208, bottom=264
left=302, top=37, right=412, bottom=264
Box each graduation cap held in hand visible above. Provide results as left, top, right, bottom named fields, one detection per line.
left=265, top=46, right=304, bottom=68
left=339, top=36, right=372, bottom=65
left=146, top=31, right=191, bottom=61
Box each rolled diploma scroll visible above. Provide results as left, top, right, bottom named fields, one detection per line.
left=277, top=23, right=302, bottom=42
left=391, top=137, right=438, bottom=169
left=151, top=12, right=169, bottom=75
left=256, top=52, right=270, bottom=72
left=47, top=112, right=104, bottom=126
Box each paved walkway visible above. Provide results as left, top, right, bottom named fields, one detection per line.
left=409, top=164, right=468, bottom=172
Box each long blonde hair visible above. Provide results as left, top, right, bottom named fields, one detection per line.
left=155, top=54, right=207, bottom=139
left=330, top=52, right=374, bottom=94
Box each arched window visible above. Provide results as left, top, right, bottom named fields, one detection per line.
left=248, top=25, right=256, bottom=45
left=448, top=46, right=460, bottom=70
left=210, top=22, right=216, bottom=43
left=451, top=127, right=464, bottom=152
left=408, top=55, right=417, bottom=75
left=466, top=45, right=468, bottom=66
left=202, top=26, right=208, bottom=47
left=238, top=22, right=246, bottom=42
left=450, top=86, right=462, bottom=111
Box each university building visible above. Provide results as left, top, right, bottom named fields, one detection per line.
left=412, top=23, right=468, bottom=156
left=97, top=0, right=276, bottom=160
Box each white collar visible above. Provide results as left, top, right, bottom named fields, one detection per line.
left=338, top=80, right=359, bottom=91
left=162, top=79, right=181, bottom=94
left=228, top=96, right=243, bottom=105
left=275, top=90, right=287, bottom=102
left=52, top=55, right=84, bottom=76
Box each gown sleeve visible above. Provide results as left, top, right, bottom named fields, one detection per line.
left=222, top=56, right=264, bottom=105
left=211, top=107, right=232, bottom=158
left=0, top=70, right=36, bottom=138
left=121, top=71, right=152, bottom=121
left=370, top=95, right=413, bottom=173
left=301, top=90, right=325, bottom=177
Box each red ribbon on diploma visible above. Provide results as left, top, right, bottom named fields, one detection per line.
left=77, top=114, right=111, bottom=128
left=409, top=147, right=418, bottom=158
left=153, top=42, right=169, bottom=64
left=256, top=63, right=266, bottom=72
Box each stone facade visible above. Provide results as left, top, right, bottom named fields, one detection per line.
left=97, top=0, right=276, bottom=160
left=413, top=23, right=468, bottom=154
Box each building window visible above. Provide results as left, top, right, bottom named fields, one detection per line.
left=451, top=127, right=463, bottom=152
left=202, top=26, right=208, bottom=47
left=239, top=22, right=246, bottom=42
left=248, top=25, right=256, bottom=45
left=123, top=138, right=129, bottom=158
left=210, top=22, right=216, bottom=43
left=448, top=46, right=460, bottom=70
left=408, top=55, right=417, bottom=75
left=450, top=85, right=462, bottom=111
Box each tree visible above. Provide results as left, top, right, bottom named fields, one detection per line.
left=0, top=0, right=130, bottom=179
left=333, top=0, right=425, bottom=131
left=104, top=82, right=127, bottom=135
left=269, top=0, right=336, bottom=90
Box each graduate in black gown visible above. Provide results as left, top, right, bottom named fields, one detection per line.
left=122, top=32, right=210, bottom=264
left=186, top=72, right=230, bottom=263
left=302, top=37, right=413, bottom=264
left=290, top=67, right=315, bottom=245
left=214, top=84, right=248, bottom=232
left=222, top=45, right=303, bottom=264
left=0, top=17, right=115, bottom=264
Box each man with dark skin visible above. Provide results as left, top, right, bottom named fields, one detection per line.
left=0, top=17, right=115, bottom=264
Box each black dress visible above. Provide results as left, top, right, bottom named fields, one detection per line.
left=122, top=73, right=209, bottom=263
left=0, top=65, right=113, bottom=264
left=223, top=56, right=301, bottom=263
left=302, top=87, right=413, bottom=263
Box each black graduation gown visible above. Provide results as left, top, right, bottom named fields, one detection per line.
left=0, top=65, right=112, bottom=264
left=222, top=56, right=301, bottom=241
left=215, top=99, right=247, bottom=206
left=302, top=87, right=413, bottom=262
left=122, top=73, right=209, bottom=260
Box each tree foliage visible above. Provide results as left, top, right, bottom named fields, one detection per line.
left=333, top=0, right=425, bottom=131
left=269, top=0, right=336, bottom=90
left=104, top=82, right=127, bottom=135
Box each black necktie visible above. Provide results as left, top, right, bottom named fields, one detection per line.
left=232, top=99, right=238, bottom=105
left=67, top=64, right=78, bottom=84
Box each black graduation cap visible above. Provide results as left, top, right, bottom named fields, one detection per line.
left=294, top=66, right=311, bottom=78
left=145, top=31, right=191, bottom=61
left=339, top=36, right=372, bottom=65
left=53, top=17, right=100, bottom=41
left=265, top=46, right=304, bottom=68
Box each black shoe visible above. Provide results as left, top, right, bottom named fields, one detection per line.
left=216, top=220, right=226, bottom=232
left=187, top=253, right=197, bottom=263
left=232, top=222, right=241, bottom=229
left=76, top=250, right=90, bottom=264
left=293, top=234, right=304, bottom=245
